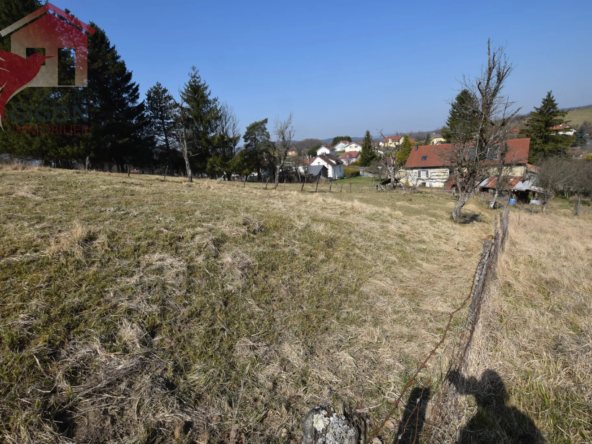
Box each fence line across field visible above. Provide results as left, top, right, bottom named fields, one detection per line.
left=302, top=204, right=511, bottom=444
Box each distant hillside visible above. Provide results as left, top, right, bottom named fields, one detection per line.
left=565, top=105, right=592, bottom=127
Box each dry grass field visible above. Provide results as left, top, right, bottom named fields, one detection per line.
left=566, top=105, right=592, bottom=128
left=0, top=166, right=590, bottom=443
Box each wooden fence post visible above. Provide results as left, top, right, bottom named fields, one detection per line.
left=315, top=174, right=320, bottom=193
left=329, top=181, right=332, bottom=192
left=163, top=165, right=168, bottom=180
left=340, top=183, right=343, bottom=193
left=284, top=179, right=286, bottom=190
left=301, top=177, right=306, bottom=192
left=349, top=183, right=352, bottom=193
left=265, top=178, right=269, bottom=189
left=243, top=174, right=247, bottom=188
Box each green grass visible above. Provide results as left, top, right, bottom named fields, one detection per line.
left=0, top=166, right=590, bottom=443
left=566, top=105, right=592, bottom=127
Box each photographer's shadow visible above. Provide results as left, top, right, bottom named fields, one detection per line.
left=447, top=369, right=545, bottom=444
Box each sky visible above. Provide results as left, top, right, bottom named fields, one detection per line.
left=59, top=0, right=591, bottom=140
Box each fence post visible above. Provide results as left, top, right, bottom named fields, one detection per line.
left=284, top=178, right=286, bottom=190
left=340, top=183, right=343, bottom=193
left=265, top=178, right=269, bottom=189
left=329, top=181, right=332, bottom=193
left=163, top=165, right=168, bottom=181
left=350, top=183, right=352, bottom=193
left=243, top=175, right=247, bottom=188
left=315, top=174, right=320, bottom=193
left=301, top=177, right=306, bottom=192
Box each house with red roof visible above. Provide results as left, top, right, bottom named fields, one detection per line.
left=403, top=138, right=532, bottom=188
left=550, top=124, right=575, bottom=136
left=380, top=135, right=403, bottom=148
left=340, top=151, right=361, bottom=165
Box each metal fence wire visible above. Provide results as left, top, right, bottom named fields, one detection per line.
left=304, top=205, right=511, bottom=444
left=372, top=204, right=510, bottom=443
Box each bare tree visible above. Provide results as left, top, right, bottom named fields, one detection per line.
left=446, top=41, right=519, bottom=222
left=565, top=160, right=592, bottom=216
left=536, top=158, right=569, bottom=214
left=488, top=137, right=524, bottom=209
left=377, top=129, right=403, bottom=189
left=272, top=113, right=295, bottom=189
left=168, top=99, right=193, bottom=182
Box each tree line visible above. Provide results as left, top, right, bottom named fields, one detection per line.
left=0, top=0, right=296, bottom=185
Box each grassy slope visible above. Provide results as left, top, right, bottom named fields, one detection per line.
left=0, top=167, right=590, bottom=443
left=566, top=105, right=592, bottom=127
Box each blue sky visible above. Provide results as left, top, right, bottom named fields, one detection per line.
left=60, top=0, right=591, bottom=140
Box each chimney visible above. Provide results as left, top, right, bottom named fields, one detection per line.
left=415, top=144, right=419, bottom=151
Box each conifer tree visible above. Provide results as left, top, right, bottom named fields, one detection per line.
left=520, top=91, right=572, bottom=162
left=442, top=89, right=480, bottom=144
left=575, top=126, right=587, bottom=148
left=87, top=23, right=147, bottom=170
left=396, top=135, right=414, bottom=166
left=359, top=130, right=376, bottom=166
left=180, top=67, right=221, bottom=173
left=331, top=136, right=352, bottom=146
left=145, top=82, right=176, bottom=171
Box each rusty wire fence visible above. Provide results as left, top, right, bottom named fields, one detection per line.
left=363, top=203, right=511, bottom=444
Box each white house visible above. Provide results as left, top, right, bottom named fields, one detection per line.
left=344, top=142, right=362, bottom=152
left=317, top=144, right=336, bottom=156
left=340, top=151, right=360, bottom=165
left=379, top=136, right=403, bottom=148
left=334, top=140, right=350, bottom=151
left=310, top=154, right=344, bottom=179
left=551, top=124, right=576, bottom=136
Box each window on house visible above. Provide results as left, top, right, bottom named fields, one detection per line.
left=26, top=48, right=46, bottom=65
left=419, top=170, right=428, bottom=178
left=58, top=48, right=76, bottom=86
left=486, top=145, right=499, bottom=160
left=421, top=156, right=427, bottom=161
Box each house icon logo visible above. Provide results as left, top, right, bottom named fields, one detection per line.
left=0, top=3, right=95, bottom=128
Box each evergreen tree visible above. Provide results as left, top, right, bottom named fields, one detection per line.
left=423, top=134, right=431, bottom=145
left=145, top=82, right=177, bottom=171
left=359, top=130, right=376, bottom=166
left=180, top=67, right=221, bottom=173
left=575, top=126, right=587, bottom=148
left=307, top=145, right=320, bottom=157
left=396, top=135, right=414, bottom=166
left=331, top=136, right=352, bottom=146
left=87, top=23, right=147, bottom=170
left=520, top=91, right=572, bottom=162
left=442, top=89, right=480, bottom=144
left=238, top=119, right=271, bottom=180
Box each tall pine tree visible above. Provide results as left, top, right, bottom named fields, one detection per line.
left=87, top=23, right=147, bottom=171
left=442, top=89, right=480, bottom=144
left=145, top=82, right=178, bottom=172
left=180, top=67, right=221, bottom=173
left=359, top=130, right=376, bottom=166
left=520, top=91, right=572, bottom=162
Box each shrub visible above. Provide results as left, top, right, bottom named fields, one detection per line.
left=344, top=168, right=360, bottom=178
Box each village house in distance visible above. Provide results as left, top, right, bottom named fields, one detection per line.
left=403, top=138, right=535, bottom=188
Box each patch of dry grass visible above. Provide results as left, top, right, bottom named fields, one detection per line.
left=0, top=167, right=589, bottom=443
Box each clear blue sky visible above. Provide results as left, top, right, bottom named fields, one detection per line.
left=62, top=0, right=591, bottom=140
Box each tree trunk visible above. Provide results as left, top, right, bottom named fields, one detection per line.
left=453, top=191, right=471, bottom=223
left=490, top=189, right=499, bottom=209
left=274, top=168, right=280, bottom=189
left=542, top=202, right=547, bottom=214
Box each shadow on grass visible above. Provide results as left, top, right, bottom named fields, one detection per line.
left=458, top=212, right=483, bottom=224
left=447, top=369, right=546, bottom=444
